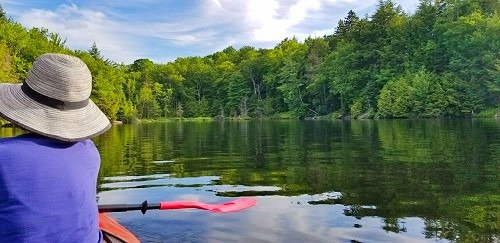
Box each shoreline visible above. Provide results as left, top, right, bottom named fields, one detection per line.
left=123, top=114, right=500, bottom=124
left=2, top=110, right=498, bottom=127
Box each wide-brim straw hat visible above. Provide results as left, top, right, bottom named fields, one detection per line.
left=0, top=53, right=111, bottom=142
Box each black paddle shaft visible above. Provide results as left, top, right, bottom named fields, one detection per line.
left=98, top=200, right=160, bottom=214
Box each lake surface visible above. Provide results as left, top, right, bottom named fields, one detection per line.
left=2, top=119, right=499, bottom=242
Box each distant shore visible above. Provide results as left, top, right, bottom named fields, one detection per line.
left=118, top=111, right=500, bottom=124
left=2, top=108, right=498, bottom=128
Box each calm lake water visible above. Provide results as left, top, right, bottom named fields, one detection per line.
left=2, top=119, right=499, bottom=242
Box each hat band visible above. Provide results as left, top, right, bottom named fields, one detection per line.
left=21, top=83, right=89, bottom=110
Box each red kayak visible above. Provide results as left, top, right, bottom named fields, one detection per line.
left=99, top=213, right=140, bottom=243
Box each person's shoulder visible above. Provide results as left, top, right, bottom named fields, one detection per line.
left=0, top=134, right=97, bottom=151
left=76, top=139, right=99, bottom=154
left=0, top=137, right=14, bottom=151
left=0, top=133, right=71, bottom=148
left=0, top=134, right=33, bottom=146
left=77, top=139, right=96, bottom=148
left=80, top=139, right=95, bottom=145
left=0, top=136, right=16, bottom=144
left=0, top=134, right=37, bottom=156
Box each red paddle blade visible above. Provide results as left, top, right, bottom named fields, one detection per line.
left=160, top=198, right=257, bottom=213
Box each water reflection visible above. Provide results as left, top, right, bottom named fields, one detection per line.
left=1, top=119, right=498, bottom=242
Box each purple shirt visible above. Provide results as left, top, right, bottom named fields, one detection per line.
left=0, top=133, right=101, bottom=242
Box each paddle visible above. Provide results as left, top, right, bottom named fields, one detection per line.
left=98, top=198, right=257, bottom=214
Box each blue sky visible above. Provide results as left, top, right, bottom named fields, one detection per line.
left=1, top=0, right=420, bottom=64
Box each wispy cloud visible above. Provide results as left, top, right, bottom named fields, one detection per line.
left=18, top=4, right=144, bottom=63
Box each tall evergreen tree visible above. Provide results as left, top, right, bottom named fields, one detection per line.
left=0, top=4, right=6, bottom=20
left=88, top=42, right=101, bottom=60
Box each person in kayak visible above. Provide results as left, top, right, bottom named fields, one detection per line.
left=0, top=53, right=111, bottom=242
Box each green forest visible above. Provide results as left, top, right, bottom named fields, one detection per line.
left=0, top=0, right=498, bottom=121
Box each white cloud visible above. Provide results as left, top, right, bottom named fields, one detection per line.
left=242, top=0, right=364, bottom=42
left=207, top=0, right=223, bottom=9
left=140, top=22, right=216, bottom=47
left=241, top=0, right=419, bottom=42
left=18, top=4, right=143, bottom=63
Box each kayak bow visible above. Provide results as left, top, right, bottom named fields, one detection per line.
left=99, top=213, right=140, bottom=243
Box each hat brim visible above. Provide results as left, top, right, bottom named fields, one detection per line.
left=0, top=83, right=111, bottom=142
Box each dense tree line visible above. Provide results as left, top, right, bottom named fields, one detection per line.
left=0, top=0, right=498, bottom=121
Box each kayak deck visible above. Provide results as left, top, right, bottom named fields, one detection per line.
left=99, top=213, right=140, bottom=243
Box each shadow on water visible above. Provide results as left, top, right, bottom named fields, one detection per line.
left=2, top=119, right=499, bottom=242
